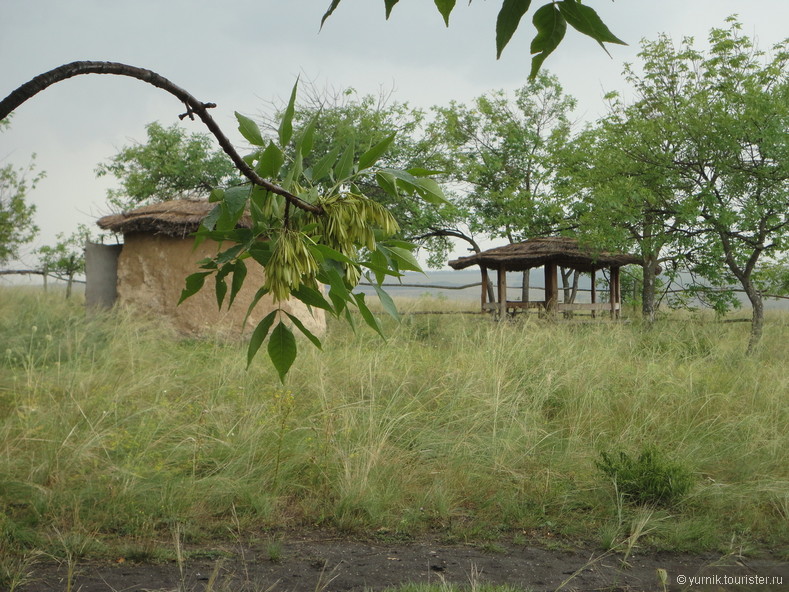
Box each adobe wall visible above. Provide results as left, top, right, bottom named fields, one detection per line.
left=116, top=234, right=326, bottom=338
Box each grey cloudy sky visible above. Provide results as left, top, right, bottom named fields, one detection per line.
left=1, top=1, right=787, bottom=270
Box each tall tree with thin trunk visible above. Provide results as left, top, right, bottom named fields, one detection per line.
left=558, top=110, right=695, bottom=323
left=432, top=72, right=577, bottom=300
left=600, top=20, right=789, bottom=349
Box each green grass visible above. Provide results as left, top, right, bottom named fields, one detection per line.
left=1, top=287, right=788, bottom=568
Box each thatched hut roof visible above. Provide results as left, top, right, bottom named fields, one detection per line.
left=448, top=237, right=642, bottom=273
left=97, top=199, right=252, bottom=238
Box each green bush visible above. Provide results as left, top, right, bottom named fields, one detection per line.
left=596, top=446, right=694, bottom=507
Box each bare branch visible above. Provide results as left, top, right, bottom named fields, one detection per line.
left=0, top=61, right=324, bottom=215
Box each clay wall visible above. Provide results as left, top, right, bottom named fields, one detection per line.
left=116, top=234, right=326, bottom=338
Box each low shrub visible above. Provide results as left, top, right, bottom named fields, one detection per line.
left=596, top=446, right=694, bottom=507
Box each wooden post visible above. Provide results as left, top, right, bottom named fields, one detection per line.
left=614, top=266, right=621, bottom=319
left=610, top=266, right=620, bottom=319
left=498, top=264, right=507, bottom=320
left=590, top=270, right=596, bottom=319
left=544, top=263, right=558, bottom=316
left=480, top=266, right=488, bottom=312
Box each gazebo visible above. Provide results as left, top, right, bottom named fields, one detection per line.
left=448, top=237, right=643, bottom=318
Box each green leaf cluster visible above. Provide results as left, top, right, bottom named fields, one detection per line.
left=321, top=0, right=625, bottom=78
left=180, top=81, right=446, bottom=381
left=35, top=224, right=93, bottom=279
left=753, top=256, right=789, bottom=297
left=270, top=86, right=461, bottom=267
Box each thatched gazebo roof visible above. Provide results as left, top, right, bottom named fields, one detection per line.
left=97, top=199, right=252, bottom=239
left=448, top=237, right=641, bottom=273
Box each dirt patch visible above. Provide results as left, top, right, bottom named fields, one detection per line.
left=20, top=531, right=789, bottom=592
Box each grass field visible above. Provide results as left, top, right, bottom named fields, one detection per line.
left=1, top=288, right=788, bottom=580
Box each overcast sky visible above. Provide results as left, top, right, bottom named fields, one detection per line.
left=1, top=1, right=787, bottom=271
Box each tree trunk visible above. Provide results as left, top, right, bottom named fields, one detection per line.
left=570, top=270, right=580, bottom=303
left=560, top=268, right=579, bottom=318
left=560, top=267, right=570, bottom=303
left=641, top=254, right=658, bottom=324
left=743, top=279, right=764, bottom=354
left=66, top=272, right=74, bottom=299
left=487, top=277, right=496, bottom=304
left=717, top=230, right=764, bottom=355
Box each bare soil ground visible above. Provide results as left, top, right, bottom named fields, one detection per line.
left=20, top=532, right=789, bottom=592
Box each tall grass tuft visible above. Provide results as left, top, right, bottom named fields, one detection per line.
left=1, top=288, right=788, bottom=559
left=595, top=446, right=694, bottom=507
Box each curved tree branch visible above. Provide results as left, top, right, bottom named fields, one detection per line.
left=0, top=61, right=323, bottom=214
left=410, top=227, right=483, bottom=253
left=410, top=226, right=496, bottom=303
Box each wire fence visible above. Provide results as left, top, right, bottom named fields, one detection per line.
left=0, top=269, right=86, bottom=284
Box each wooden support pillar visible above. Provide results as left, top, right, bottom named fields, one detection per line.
left=498, top=264, right=507, bottom=320
left=544, top=263, right=558, bottom=316
left=590, top=270, right=596, bottom=319
left=614, top=266, right=621, bottom=319
left=480, top=266, right=488, bottom=312
left=610, top=266, right=621, bottom=319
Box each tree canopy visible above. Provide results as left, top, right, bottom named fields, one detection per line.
left=96, top=121, right=241, bottom=210
left=264, top=86, right=464, bottom=268
left=0, top=119, right=42, bottom=265
left=433, top=72, right=575, bottom=244
left=561, top=19, right=789, bottom=348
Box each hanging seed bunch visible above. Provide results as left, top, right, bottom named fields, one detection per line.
left=264, top=228, right=320, bottom=302
left=313, top=192, right=399, bottom=284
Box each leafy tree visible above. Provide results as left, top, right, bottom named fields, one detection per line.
left=0, top=119, right=42, bottom=265
left=321, top=0, right=626, bottom=78
left=558, top=100, right=697, bottom=322
left=35, top=224, right=93, bottom=298
left=607, top=20, right=789, bottom=350
left=432, top=72, right=577, bottom=299
left=95, top=121, right=241, bottom=210
left=434, top=72, right=574, bottom=242
left=262, top=85, right=461, bottom=268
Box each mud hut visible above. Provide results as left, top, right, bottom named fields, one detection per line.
left=93, top=199, right=325, bottom=337
left=448, top=237, right=643, bottom=318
